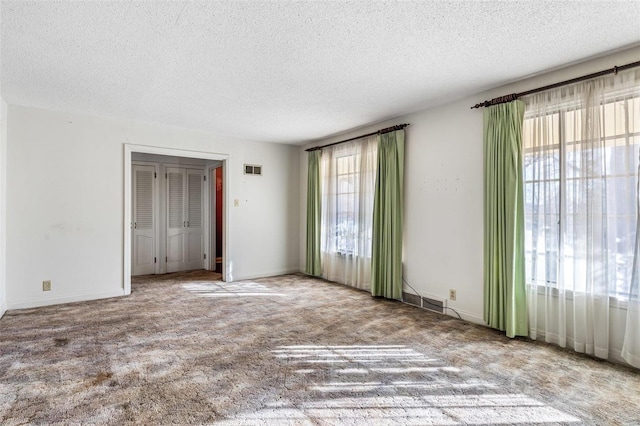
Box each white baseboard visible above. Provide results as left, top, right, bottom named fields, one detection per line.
left=0, top=301, right=7, bottom=319
left=401, top=287, right=485, bottom=326
left=446, top=307, right=484, bottom=325
left=7, top=289, right=126, bottom=311
left=231, top=268, right=300, bottom=282
left=5, top=270, right=301, bottom=311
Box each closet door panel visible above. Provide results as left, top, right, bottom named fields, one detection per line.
left=132, top=165, right=156, bottom=275
left=185, top=169, right=204, bottom=270
left=187, top=234, right=203, bottom=263
left=135, top=235, right=154, bottom=266
left=166, top=168, right=186, bottom=272
left=167, top=231, right=184, bottom=256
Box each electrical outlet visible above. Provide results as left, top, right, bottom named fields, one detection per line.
left=43, top=280, right=52, bottom=291
left=449, top=289, right=456, bottom=301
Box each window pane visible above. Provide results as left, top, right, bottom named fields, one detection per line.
left=337, top=156, right=349, bottom=174
left=631, top=98, right=640, bottom=133
left=603, top=101, right=629, bottom=138
left=566, top=108, right=583, bottom=143
left=337, top=194, right=348, bottom=215
left=338, top=176, right=353, bottom=194
left=632, top=135, right=640, bottom=169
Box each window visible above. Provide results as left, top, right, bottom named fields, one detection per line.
left=524, top=94, right=640, bottom=299
left=317, top=135, right=377, bottom=288
left=320, top=136, right=377, bottom=259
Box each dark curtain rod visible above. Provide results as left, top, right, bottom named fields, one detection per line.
left=305, top=123, right=410, bottom=152
left=471, top=60, right=640, bottom=109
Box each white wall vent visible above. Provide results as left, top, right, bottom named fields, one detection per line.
left=402, top=291, right=446, bottom=314
left=244, top=164, right=262, bottom=176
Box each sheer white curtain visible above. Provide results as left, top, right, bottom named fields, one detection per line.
left=622, top=99, right=640, bottom=368
left=523, top=68, right=640, bottom=361
left=320, top=135, right=377, bottom=290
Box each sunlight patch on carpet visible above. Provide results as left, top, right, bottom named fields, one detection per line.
left=182, top=281, right=286, bottom=298
left=219, top=345, right=581, bottom=425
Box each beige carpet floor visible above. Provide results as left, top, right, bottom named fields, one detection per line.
left=1, top=271, right=639, bottom=425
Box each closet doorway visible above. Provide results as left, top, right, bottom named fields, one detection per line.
left=212, top=166, right=223, bottom=273
left=130, top=152, right=224, bottom=279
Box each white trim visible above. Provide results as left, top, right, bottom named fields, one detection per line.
left=445, top=307, right=484, bottom=325
left=124, top=146, right=132, bottom=293
left=203, top=166, right=211, bottom=271
left=124, top=144, right=231, bottom=295
left=232, top=268, right=300, bottom=282
left=222, top=160, right=229, bottom=281
left=7, top=290, right=126, bottom=310
left=0, top=301, right=7, bottom=319
left=206, top=166, right=218, bottom=272
left=142, top=161, right=207, bottom=170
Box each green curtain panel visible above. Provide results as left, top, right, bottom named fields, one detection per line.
left=371, top=130, right=405, bottom=299
left=305, top=150, right=322, bottom=276
left=483, top=101, right=528, bottom=338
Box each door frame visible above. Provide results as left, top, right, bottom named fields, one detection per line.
left=124, top=144, right=230, bottom=295
left=207, top=165, right=218, bottom=273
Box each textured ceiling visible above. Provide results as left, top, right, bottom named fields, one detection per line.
left=1, top=1, right=639, bottom=144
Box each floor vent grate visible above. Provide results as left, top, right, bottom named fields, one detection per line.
left=402, top=292, right=421, bottom=307
left=402, top=292, right=445, bottom=314
left=422, top=297, right=445, bottom=314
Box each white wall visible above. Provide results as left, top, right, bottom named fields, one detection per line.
left=6, top=105, right=300, bottom=309
left=299, top=46, right=640, bottom=362
left=0, top=97, right=7, bottom=318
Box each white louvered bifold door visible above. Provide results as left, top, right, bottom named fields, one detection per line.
left=166, top=167, right=186, bottom=272
left=132, top=165, right=156, bottom=275
left=185, top=169, right=204, bottom=270
left=166, top=167, right=205, bottom=272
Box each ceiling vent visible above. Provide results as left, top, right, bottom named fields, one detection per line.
left=244, top=164, right=262, bottom=176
